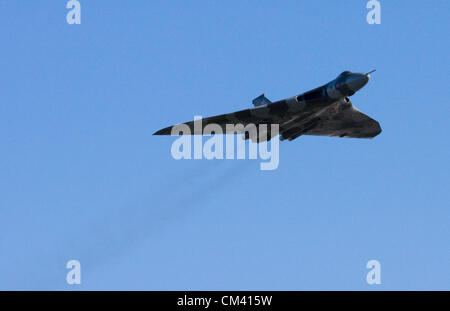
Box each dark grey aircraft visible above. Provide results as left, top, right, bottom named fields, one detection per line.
left=154, top=70, right=381, bottom=142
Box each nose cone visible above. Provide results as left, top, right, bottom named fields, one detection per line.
left=346, top=73, right=370, bottom=92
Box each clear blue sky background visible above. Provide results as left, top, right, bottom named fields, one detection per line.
left=0, top=1, right=448, bottom=290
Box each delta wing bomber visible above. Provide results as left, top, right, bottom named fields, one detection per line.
left=154, top=71, right=382, bottom=142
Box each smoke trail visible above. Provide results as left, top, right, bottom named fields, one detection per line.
left=55, top=159, right=255, bottom=289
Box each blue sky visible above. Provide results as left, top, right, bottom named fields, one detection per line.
left=0, top=1, right=448, bottom=290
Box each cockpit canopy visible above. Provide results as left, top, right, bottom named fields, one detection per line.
left=337, top=71, right=351, bottom=79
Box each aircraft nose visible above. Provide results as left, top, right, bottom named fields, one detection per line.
left=346, top=73, right=369, bottom=92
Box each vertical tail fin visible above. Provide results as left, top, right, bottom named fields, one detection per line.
left=252, top=94, right=272, bottom=107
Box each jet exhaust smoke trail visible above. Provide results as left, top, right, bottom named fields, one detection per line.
left=68, top=160, right=255, bottom=285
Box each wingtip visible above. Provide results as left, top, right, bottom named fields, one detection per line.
left=370, top=122, right=382, bottom=138
left=153, top=127, right=172, bottom=135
